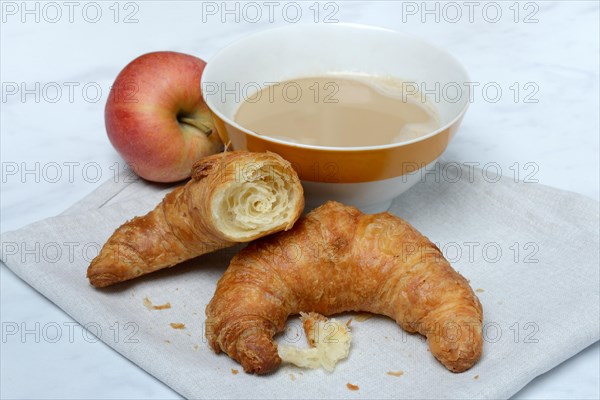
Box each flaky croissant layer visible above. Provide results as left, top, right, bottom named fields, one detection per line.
left=206, top=201, right=483, bottom=374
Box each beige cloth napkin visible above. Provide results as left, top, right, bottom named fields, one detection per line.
left=1, top=163, right=598, bottom=399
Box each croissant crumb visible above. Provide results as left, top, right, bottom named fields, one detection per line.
left=346, top=383, right=359, bottom=391
left=387, top=370, right=404, bottom=377
left=278, top=312, right=352, bottom=372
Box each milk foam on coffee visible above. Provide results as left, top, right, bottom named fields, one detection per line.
left=234, top=74, right=440, bottom=148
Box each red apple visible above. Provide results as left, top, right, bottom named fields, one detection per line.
left=105, top=51, right=222, bottom=182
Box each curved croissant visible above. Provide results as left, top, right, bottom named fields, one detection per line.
left=206, top=201, right=483, bottom=374
left=87, top=151, right=304, bottom=287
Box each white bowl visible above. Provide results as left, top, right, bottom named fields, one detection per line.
left=202, top=23, right=470, bottom=212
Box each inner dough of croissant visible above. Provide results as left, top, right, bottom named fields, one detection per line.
left=278, top=313, right=352, bottom=372
left=212, top=162, right=300, bottom=241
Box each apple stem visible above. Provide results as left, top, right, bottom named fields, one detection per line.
left=179, top=117, right=213, bottom=136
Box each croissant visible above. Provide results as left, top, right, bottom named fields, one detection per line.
left=87, top=151, right=304, bottom=287
left=205, top=201, right=483, bottom=374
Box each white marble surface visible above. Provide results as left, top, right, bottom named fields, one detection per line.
left=1, top=1, right=598, bottom=398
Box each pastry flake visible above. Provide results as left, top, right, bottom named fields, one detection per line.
left=278, top=312, right=352, bottom=372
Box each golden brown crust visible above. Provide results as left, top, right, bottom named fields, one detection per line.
left=205, top=201, right=483, bottom=374
left=87, top=151, right=304, bottom=287
left=300, top=312, right=327, bottom=347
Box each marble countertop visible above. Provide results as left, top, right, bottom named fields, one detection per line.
left=1, top=1, right=598, bottom=398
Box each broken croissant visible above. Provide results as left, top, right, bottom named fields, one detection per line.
left=206, top=201, right=483, bottom=374
left=87, top=151, right=304, bottom=287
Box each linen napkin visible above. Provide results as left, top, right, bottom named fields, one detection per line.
left=1, top=163, right=598, bottom=399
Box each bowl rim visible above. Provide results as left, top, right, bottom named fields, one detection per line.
left=202, top=23, right=471, bottom=152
